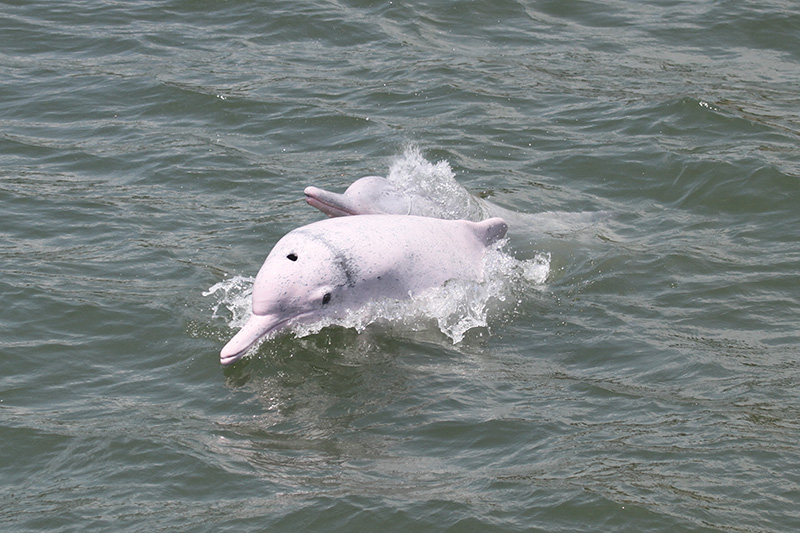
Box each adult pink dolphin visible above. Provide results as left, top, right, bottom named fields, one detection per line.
left=220, top=214, right=508, bottom=365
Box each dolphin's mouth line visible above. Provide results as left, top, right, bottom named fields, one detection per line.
left=220, top=311, right=315, bottom=365
left=304, top=193, right=356, bottom=217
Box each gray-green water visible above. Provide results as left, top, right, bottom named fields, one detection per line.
left=2, top=1, right=799, bottom=531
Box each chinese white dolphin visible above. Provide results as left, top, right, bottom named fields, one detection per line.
left=304, top=176, right=607, bottom=234
left=220, top=214, right=508, bottom=365
left=304, top=176, right=454, bottom=218
left=304, top=176, right=491, bottom=220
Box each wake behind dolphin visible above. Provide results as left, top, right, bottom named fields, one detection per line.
left=305, top=147, right=608, bottom=236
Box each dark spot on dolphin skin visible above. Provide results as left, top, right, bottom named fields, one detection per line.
left=335, top=255, right=358, bottom=287
left=322, top=292, right=331, bottom=305
left=292, top=228, right=359, bottom=287
left=287, top=253, right=298, bottom=261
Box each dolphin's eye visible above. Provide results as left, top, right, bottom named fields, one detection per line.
left=287, top=253, right=298, bottom=261
left=322, top=292, right=331, bottom=305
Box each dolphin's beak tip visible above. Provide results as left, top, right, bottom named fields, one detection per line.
left=219, top=345, right=245, bottom=366
left=218, top=313, right=283, bottom=366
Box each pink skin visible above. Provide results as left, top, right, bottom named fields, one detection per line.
left=220, top=214, right=508, bottom=365
left=304, top=176, right=414, bottom=217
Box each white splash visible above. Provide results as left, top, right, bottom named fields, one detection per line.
left=203, top=276, right=253, bottom=330
left=386, top=145, right=486, bottom=220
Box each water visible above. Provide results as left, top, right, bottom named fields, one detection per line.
left=2, top=0, right=799, bottom=531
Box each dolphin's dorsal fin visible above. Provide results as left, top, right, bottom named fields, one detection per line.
left=472, top=217, right=508, bottom=245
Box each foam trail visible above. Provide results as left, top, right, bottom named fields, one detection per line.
left=384, top=146, right=610, bottom=237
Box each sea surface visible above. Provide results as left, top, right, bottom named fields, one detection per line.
left=2, top=1, right=799, bottom=531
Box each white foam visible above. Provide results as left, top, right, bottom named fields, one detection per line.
left=385, top=145, right=486, bottom=220
left=203, top=275, right=254, bottom=329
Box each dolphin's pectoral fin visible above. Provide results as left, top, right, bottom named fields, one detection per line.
left=472, top=217, right=508, bottom=246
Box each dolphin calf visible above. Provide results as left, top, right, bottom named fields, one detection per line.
left=220, top=214, right=508, bottom=365
left=304, top=176, right=467, bottom=218
left=304, top=176, right=608, bottom=234
left=304, top=176, right=488, bottom=220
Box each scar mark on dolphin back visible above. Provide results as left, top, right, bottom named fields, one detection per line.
left=293, top=228, right=359, bottom=287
